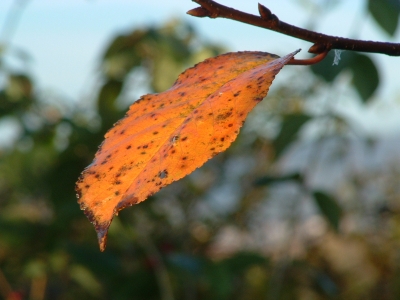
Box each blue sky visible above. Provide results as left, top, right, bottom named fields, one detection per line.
left=1, top=0, right=400, bottom=135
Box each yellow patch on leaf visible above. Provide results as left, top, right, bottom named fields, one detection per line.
left=76, top=50, right=300, bottom=251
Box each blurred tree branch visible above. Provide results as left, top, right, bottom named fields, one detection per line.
left=0, top=0, right=30, bottom=45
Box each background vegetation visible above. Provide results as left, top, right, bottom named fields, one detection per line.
left=1, top=1, right=400, bottom=299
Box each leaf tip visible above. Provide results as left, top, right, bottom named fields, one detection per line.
left=98, top=229, right=108, bottom=252
left=95, top=219, right=111, bottom=252
left=78, top=199, right=112, bottom=252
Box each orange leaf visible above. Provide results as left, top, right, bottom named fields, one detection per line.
left=76, top=50, right=300, bottom=251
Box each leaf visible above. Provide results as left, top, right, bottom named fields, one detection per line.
left=312, top=191, right=342, bottom=232
left=254, top=172, right=302, bottom=186
left=76, top=49, right=300, bottom=251
left=349, top=53, right=379, bottom=102
left=368, top=0, right=400, bottom=36
left=310, top=51, right=351, bottom=82
left=311, top=52, right=379, bottom=102
left=273, top=114, right=311, bottom=157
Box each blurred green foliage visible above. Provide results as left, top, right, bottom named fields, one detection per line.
left=0, top=2, right=400, bottom=300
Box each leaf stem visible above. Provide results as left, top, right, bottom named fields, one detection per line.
left=287, top=50, right=329, bottom=65
left=188, top=0, right=400, bottom=56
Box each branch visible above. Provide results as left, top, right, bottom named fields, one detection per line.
left=187, top=0, right=400, bottom=56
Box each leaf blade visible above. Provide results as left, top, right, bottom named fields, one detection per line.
left=273, top=114, right=311, bottom=157
left=368, top=0, right=400, bottom=36
left=313, top=191, right=342, bottom=232
left=76, top=50, right=300, bottom=251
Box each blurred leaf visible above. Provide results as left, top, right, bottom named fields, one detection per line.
left=221, top=252, right=268, bottom=272
left=97, top=79, right=124, bottom=129
left=0, top=74, right=33, bottom=116
left=24, top=259, right=47, bottom=278
left=6, top=74, right=33, bottom=100
left=310, top=51, right=351, bottom=82
left=349, top=53, right=379, bottom=102
left=254, top=173, right=302, bottom=186
left=368, top=0, right=400, bottom=36
left=273, top=114, right=311, bottom=157
left=168, top=253, right=202, bottom=274
left=69, top=264, right=103, bottom=296
left=313, top=191, right=342, bottom=231
left=311, top=52, right=379, bottom=102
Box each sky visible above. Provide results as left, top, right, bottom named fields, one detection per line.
left=1, top=0, right=400, bottom=135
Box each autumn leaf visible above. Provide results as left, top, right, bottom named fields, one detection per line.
left=76, top=49, right=300, bottom=251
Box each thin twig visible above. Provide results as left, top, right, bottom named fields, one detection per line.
left=187, top=0, right=400, bottom=56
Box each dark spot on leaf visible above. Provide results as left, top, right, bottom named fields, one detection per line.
left=158, top=170, right=168, bottom=179
left=115, top=180, right=122, bottom=185
left=126, top=145, right=132, bottom=149
left=220, top=137, right=225, bottom=142
left=120, top=130, right=125, bottom=135
left=143, top=145, right=148, bottom=149
left=210, top=147, right=215, bottom=151
left=216, top=111, right=232, bottom=120
left=234, top=92, right=240, bottom=97
left=85, top=184, right=90, bottom=188
left=141, top=151, right=146, bottom=155
left=228, top=124, right=233, bottom=127
left=182, top=156, right=187, bottom=160
left=116, top=173, right=121, bottom=177
left=115, top=191, right=120, bottom=196
left=181, top=137, right=188, bottom=141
